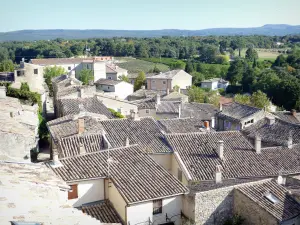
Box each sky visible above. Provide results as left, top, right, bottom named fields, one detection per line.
left=1, top=0, right=300, bottom=32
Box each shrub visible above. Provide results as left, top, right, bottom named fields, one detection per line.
left=109, top=108, right=125, bottom=118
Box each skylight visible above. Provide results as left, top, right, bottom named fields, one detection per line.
left=264, top=192, right=280, bottom=204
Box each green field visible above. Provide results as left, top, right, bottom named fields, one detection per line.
left=115, top=57, right=169, bottom=74
left=233, top=48, right=283, bottom=61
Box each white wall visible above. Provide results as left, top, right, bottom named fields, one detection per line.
left=96, top=95, right=138, bottom=116
left=48, top=63, right=80, bottom=74
left=171, top=71, right=192, bottom=90
left=68, top=179, right=105, bottom=207
left=115, top=82, right=134, bottom=99
left=150, top=154, right=172, bottom=173
left=97, top=84, right=116, bottom=93
left=127, top=196, right=183, bottom=225
left=93, top=61, right=106, bottom=82
left=201, top=81, right=218, bottom=90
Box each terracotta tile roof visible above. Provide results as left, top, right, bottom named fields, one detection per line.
left=243, top=118, right=300, bottom=146
left=273, top=111, right=300, bottom=124
left=166, top=131, right=300, bottom=181
left=50, top=145, right=188, bottom=203
left=95, top=79, right=122, bottom=86
left=237, top=179, right=300, bottom=221
left=158, top=118, right=207, bottom=133
left=218, top=102, right=264, bottom=121
left=58, top=96, right=114, bottom=118
left=82, top=200, right=123, bottom=224
left=99, top=117, right=171, bottom=153
left=147, top=70, right=191, bottom=79
left=181, top=103, right=219, bottom=120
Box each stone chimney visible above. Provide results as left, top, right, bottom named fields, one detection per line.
left=70, top=80, right=74, bottom=85
left=286, top=131, right=293, bottom=149
left=217, top=140, right=224, bottom=160
left=211, top=117, right=215, bottom=128
left=215, top=165, right=222, bottom=184
left=167, top=88, right=170, bottom=95
left=53, top=153, right=61, bottom=166
left=178, top=88, right=181, bottom=94
left=178, top=104, right=181, bottom=118
left=130, top=110, right=140, bottom=121
left=78, top=88, right=84, bottom=98
left=0, top=86, right=6, bottom=99
left=219, top=103, right=222, bottom=111
left=141, top=85, right=145, bottom=90
left=277, top=174, right=286, bottom=185
left=79, top=143, right=86, bottom=154
left=255, top=135, right=261, bottom=154
left=156, top=94, right=161, bottom=105
left=125, top=137, right=130, bottom=146
left=204, top=121, right=210, bottom=130
left=291, top=109, right=297, bottom=117
left=266, top=116, right=275, bottom=125
left=78, top=118, right=85, bottom=134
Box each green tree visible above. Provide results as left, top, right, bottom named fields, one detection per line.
left=273, top=54, right=287, bottom=67
left=234, top=94, right=251, bottom=105
left=251, top=90, right=271, bottom=109
left=187, top=86, right=206, bottom=103
left=20, top=82, right=30, bottom=91
left=0, top=47, right=9, bottom=62
left=118, top=74, right=130, bottom=83
left=44, top=66, right=67, bottom=96
left=153, top=64, right=161, bottom=73
left=134, top=71, right=146, bottom=91
left=245, top=48, right=258, bottom=62
left=185, top=61, right=194, bottom=73
left=79, top=69, right=94, bottom=85
left=0, top=60, right=14, bottom=72
left=226, top=59, right=245, bottom=85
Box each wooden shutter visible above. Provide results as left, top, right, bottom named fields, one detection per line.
left=68, top=184, right=78, bottom=200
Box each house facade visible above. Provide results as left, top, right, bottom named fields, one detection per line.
left=95, top=79, right=133, bottom=100
left=201, top=78, right=229, bottom=90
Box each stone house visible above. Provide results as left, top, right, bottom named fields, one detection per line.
left=95, top=79, right=133, bottom=100
left=217, top=102, right=266, bottom=131
left=146, top=70, right=192, bottom=91
left=0, top=88, right=39, bottom=162
left=106, top=64, right=128, bottom=80
left=201, top=78, right=229, bottom=90
left=273, top=109, right=300, bottom=124
left=127, top=86, right=167, bottom=101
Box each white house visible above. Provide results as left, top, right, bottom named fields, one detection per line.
left=201, top=78, right=229, bottom=90
left=95, top=79, right=133, bottom=100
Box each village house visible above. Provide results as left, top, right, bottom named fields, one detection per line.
left=127, top=86, right=167, bottom=101
left=0, top=87, right=39, bottom=162
left=201, top=78, right=229, bottom=90
left=49, top=145, right=188, bottom=225
left=106, top=63, right=128, bottom=79
left=0, top=161, right=109, bottom=225
left=217, top=102, right=266, bottom=131
left=273, top=109, right=300, bottom=124
left=146, top=70, right=192, bottom=91
left=95, top=79, right=133, bottom=100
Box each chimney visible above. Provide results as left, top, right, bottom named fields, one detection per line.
left=78, top=88, right=84, bottom=98
left=211, top=117, right=215, bottom=128
left=10, top=112, right=14, bottom=118
left=255, top=135, right=261, bottom=154
left=286, top=131, right=293, bottom=149
left=291, top=109, right=297, bottom=117
left=217, top=141, right=224, bottom=160
left=219, top=103, right=222, bottom=111
left=141, top=85, right=145, bottom=90
left=266, top=116, right=275, bottom=125
left=125, top=137, right=130, bottom=146
left=204, top=121, right=210, bottom=130
left=53, top=153, right=61, bottom=166
left=215, top=165, right=222, bottom=184
left=277, top=174, right=286, bottom=185
left=0, top=86, right=6, bottom=99
left=79, top=143, right=86, bottom=154
left=178, top=104, right=181, bottom=118
left=167, top=88, right=170, bottom=95
left=156, top=94, right=161, bottom=105
left=130, top=110, right=140, bottom=121
left=78, top=118, right=85, bottom=134
left=70, top=80, right=74, bottom=85
left=178, top=88, right=181, bottom=94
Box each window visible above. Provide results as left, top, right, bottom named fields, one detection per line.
left=68, top=66, right=71, bottom=70
left=264, top=192, right=280, bottom=204
left=153, top=199, right=162, bottom=215
left=146, top=109, right=149, bottom=114
left=108, top=86, right=110, bottom=89
left=163, top=81, right=166, bottom=84
left=108, top=76, right=112, bottom=80
left=34, top=69, right=38, bottom=74
left=178, top=169, right=182, bottom=182
left=68, top=184, right=78, bottom=200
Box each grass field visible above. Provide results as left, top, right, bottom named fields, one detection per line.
left=234, top=48, right=283, bottom=61
left=115, top=57, right=169, bottom=74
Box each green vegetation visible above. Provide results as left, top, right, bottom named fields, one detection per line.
left=187, top=86, right=220, bottom=106
left=108, top=108, right=125, bottom=118
left=141, top=57, right=186, bottom=69
left=0, top=59, right=14, bottom=72
left=20, top=82, right=30, bottom=92
left=44, top=66, right=67, bottom=96
left=223, top=214, right=245, bottom=225
left=234, top=91, right=271, bottom=109
left=79, top=69, right=93, bottom=85
left=116, top=58, right=169, bottom=74
left=134, top=71, right=146, bottom=91
left=118, top=74, right=130, bottom=83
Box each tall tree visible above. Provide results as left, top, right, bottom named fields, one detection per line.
left=134, top=71, right=146, bottom=91
left=0, top=60, right=14, bottom=72
left=245, top=48, right=258, bottom=62
left=118, top=74, right=130, bottom=83
left=79, top=69, right=94, bottom=85
left=251, top=90, right=271, bottom=109
left=44, top=66, right=67, bottom=96
left=226, top=59, right=245, bottom=85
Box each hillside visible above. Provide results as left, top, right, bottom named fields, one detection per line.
left=1, top=24, right=300, bottom=41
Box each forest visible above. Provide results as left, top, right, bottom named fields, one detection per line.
left=0, top=35, right=300, bottom=110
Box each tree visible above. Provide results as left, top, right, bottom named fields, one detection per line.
left=0, top=60, right=14, bottom=72
left=219, top=40, right=228, bottom=54
left=251, top=90, right=271, bottom=109
left=118, top=74, right=130, bottom=83
left=187, top=86, right=206, bottom=103
left=185, top=61, right=194, bottom=73
left=273, top=54, right=287, bottom=67
left=153, top=65, right=161, bottom=73
left=226, top=59, right=246, bottom=85
left=79, top=69, right=94, bottom=85
left=245, top=48, right=258, bottom=62
left=134, top=71, right=146, bottom=91
left=20, top=82, right=30, bottom=92
left=44, top=66, right=67, bottom=96
left=234, top=94, right=251, bottom=105
left=0, top=47, right=9, bottom=62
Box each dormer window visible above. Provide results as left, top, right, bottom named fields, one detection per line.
left=264, top=191, right=280, bottom=204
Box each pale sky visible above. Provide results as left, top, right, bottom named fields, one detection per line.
left=1, top=0, right=300, bottom=32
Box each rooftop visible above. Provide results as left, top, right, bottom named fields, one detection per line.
left=202, top=78, right=229, bottom=83
left=106, top=64, right=127, bottom=74
left=162, top=91, right=188, bottom=101
left=50, top=145, right=188, bottom=204
left=158, top=118, right=208, bottom=133
left=31, top=57, right=113, bottom=65
left=128, top=89, right=167, bottom=99
left=273, top=111, right=300, bottom=124
left=147, top=70, right=191, bottom=79
left=157, top=101, right=180, bottom=114
left=166, top=131, right=300, bottom=181
left=181, top=102, right=218, bottom=120
left=237, top=179, right=300, bottom=221
left=95, top=79, right=123, bottom=86
left=0, top=162, right=101, bottom=225
left=218, top=102, right=264, bottom=121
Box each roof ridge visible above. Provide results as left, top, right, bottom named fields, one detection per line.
left=165, top=130, right=241, bottom=136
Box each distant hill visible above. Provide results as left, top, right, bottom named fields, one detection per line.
left=1, top=24, right=300, bottom=41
